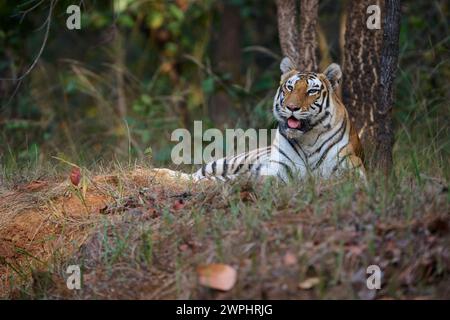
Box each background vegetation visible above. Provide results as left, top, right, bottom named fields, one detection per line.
left=0, top=1, right=447, bottom=180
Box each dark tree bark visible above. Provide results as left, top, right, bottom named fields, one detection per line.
left=276, top=0, right=300, bottom=67
left=343, top=0, right=401, bottom=173
left=342, top=0, right=383, bottom=162
left=298, top=0, right=319, bottom=71
left=374, top=0, right=401, bottom=173
left=276, top=0, right=319, bottom=71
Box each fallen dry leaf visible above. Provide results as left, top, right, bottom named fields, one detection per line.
left=197, top=263, right=237, bottom=291
left=70, top=167, right=81, bottom=186
left=299, top=277, right=320, bottom=290
left=283, top=252, right=298, bottom=266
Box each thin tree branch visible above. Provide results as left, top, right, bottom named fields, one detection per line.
left=18, top=0, right=45, bottom=24
left=1, top=0, right=55, bottom=82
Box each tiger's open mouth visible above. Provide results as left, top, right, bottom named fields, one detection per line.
left=285, top=116, right=311, bottom=133
left=287, top=116, right=302, bottom=129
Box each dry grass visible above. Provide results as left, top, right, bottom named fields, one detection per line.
left=0, top=166, right=201, bottom=298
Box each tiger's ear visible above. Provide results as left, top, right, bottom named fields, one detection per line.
left=323, top=63, right=342, bottom=90
left=280, top=56, right=295, bottom=74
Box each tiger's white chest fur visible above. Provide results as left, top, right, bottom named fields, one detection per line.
left=251, top=124, right=351, bottom=182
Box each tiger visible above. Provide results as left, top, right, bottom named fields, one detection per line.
left=158, top=56, right=365, bottom=183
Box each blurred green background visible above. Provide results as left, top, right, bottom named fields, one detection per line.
left=0, top=0, right=448, bottom=179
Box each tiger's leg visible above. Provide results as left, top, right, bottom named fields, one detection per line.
left=255, top=160, right=292, bottom=183
left=194, top=147, right=272, bottom=181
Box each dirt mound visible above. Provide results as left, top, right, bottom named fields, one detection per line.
left=0, top=167, right=196, bottom=298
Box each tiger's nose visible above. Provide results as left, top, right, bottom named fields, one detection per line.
left=286, top=104, right=300, bottom=112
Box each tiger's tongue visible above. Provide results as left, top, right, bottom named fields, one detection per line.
left=287, top=117, right=301, bottom=129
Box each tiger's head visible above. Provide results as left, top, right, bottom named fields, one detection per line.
left=273, top=56, right=342, bottom=139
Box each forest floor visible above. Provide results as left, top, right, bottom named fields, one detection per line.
left=0, top=165, right=449, bottom=299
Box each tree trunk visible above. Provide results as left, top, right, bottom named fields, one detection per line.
left=276, top=0, right=300, bottom=67
left=342, top=0, right=383, bottom=163
left=343, top=0, right=401, bottom=173
left=276, top=0, right=319, bottom=71
left=374, top=0, right=401, bottom=174
left=298, top=0, right=319, bottom=71
left=209, top=2, right=242, bottom=128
